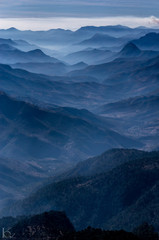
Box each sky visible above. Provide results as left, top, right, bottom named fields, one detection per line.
left=0, top=0, right=159, bottom=30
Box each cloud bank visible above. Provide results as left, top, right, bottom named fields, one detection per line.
left=0, top=16, right=159, bottom=30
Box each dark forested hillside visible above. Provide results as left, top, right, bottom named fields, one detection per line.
left=54, top=149, right=153, bottom=179
left=11, top=211, right=74, bottom=240
left=2, top=151, right=159, bottom=232
left=0, top=211, right=74, bottom=240
left=2, top=212, right=157, bottom=240
left=61, top=227, right=140, bottom=240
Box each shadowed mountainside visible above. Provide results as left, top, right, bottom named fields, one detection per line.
left=2, top=150, right=159, bottom=232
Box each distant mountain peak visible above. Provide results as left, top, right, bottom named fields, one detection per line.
left=72, top=61, right=87, bottom=67
left=29, top=49, right=43, bottom=54
left=28, top=49, right=51, bottom=58
left=7, top=27, right=18, bottom=31
left=78, top=25, right=131, bottom=31
left=120, top=42, right=141, bottom=56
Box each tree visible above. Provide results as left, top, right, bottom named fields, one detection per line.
left=133, top=222, right=158, bottom=240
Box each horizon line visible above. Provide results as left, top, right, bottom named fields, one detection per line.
left=0, top=24, right=154, bottom=32
left=0, top=16, right=159, bottom=31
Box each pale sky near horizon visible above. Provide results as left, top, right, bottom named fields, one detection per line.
left=0, top=16, right=159, bottom=31
left=0, top=0, right=159, bottom=30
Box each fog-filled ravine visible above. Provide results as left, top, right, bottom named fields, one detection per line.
left=0, top=25, right=159, bottom=237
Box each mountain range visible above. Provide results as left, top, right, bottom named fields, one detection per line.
left=0, top=43, right=59, bottom=64
left=0, top=25, right=159, bottom=235
left=63, top=48, right=113, bottom=65
left=11, top=61, right=88, bottom=76
left=98, top=95, right=159, bottom=150
left=78, top=34, right=125, bottom=48
left=0, top=92, right=139, bottom=166
left=0, top=91, right=143, bottom=207
left=0, top=63, right=133, bottom=110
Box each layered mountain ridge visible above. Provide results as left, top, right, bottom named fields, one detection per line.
left=0, top=25, right=158, bottom=235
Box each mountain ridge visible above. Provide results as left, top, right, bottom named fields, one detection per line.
left=3, top=150, right=159, bottom=231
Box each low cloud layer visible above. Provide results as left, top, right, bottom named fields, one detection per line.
left=0, top=16, right=159, bottom=30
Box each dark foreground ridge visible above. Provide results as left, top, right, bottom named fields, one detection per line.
left=0, top=211, right=74, bottom=240
left=0, top=211, right=158, bottom=240
left=3, top=150, right=159, bottom=231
